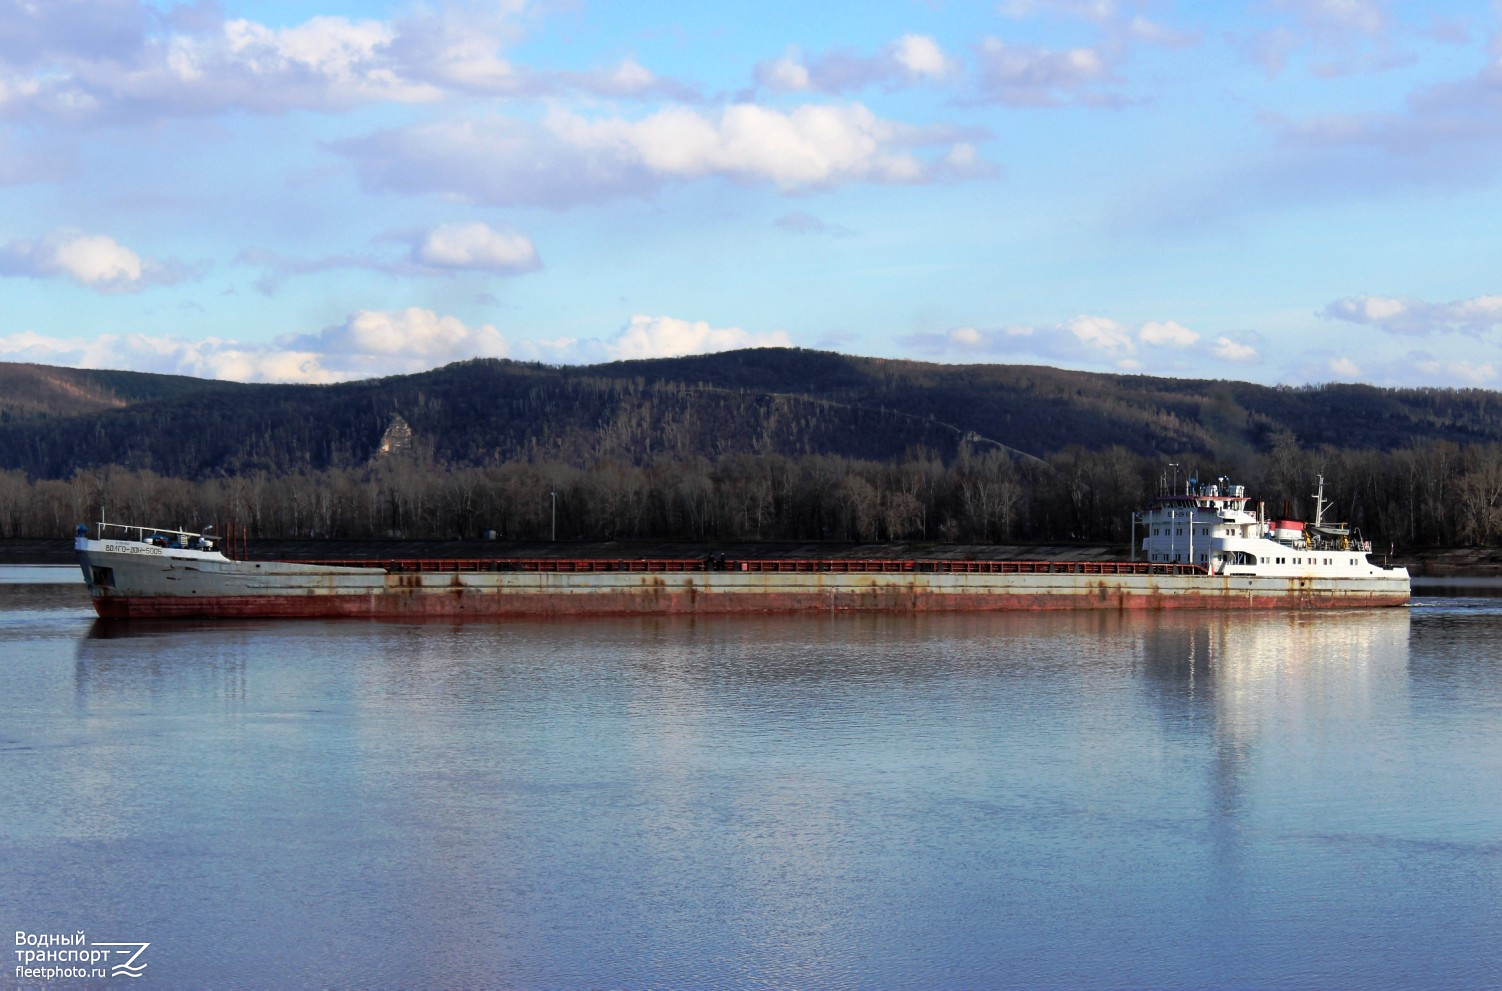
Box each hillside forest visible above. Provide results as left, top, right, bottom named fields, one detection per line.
left=2, top=351, right=1501, bottom=549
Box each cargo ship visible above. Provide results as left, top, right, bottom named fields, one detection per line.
left=74, top=476, right=1409, bottom=619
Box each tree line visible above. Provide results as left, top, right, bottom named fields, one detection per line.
left=4, top=435, right=1502, bottom=549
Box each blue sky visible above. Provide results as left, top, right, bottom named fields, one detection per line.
left=2, top=0, right=1500, bottom=386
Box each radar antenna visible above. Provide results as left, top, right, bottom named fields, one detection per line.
left=1312, top=474, right=1330, bottom=529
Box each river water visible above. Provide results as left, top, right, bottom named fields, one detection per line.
left=2, top=570, right=1499, bottom=989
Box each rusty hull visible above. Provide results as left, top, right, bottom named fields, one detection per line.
left=81, top=553, right=1412, bottom=619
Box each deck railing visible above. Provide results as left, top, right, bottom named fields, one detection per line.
left=90, top=521, right=217, bottom=549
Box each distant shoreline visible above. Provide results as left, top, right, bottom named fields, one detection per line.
left=6, top=537, right=1493, bottom=576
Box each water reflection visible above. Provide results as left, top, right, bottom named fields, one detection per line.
left=28, top=604, right=1501, bottom=987
left=1413, top=576, right=1502, bottom=597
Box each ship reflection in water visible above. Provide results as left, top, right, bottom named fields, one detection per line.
left=4, top=594, right=1496, bottom=988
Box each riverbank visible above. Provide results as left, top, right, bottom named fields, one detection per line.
left=6, top=536, right=1493, bottom=575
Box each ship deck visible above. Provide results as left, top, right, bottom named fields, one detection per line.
left=291, top=557, right=1213, bottom=577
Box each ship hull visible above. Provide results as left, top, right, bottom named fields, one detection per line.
left=77, top=542, right=1411, bottom=619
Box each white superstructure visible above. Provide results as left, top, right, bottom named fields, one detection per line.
left=1138, top=474, right=1393, bottom=581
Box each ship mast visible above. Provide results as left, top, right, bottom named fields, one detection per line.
left=1312, top=474, right=1329, bottom=529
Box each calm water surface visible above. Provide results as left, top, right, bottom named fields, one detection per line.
left=2, top=572, right=1499, bottom=989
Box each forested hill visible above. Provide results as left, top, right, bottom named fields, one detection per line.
left=3, top=349, right=1501, bottom=479
left=0, top=362, right=247, bottom=423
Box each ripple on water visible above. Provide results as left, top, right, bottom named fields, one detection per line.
left=0, top=597, right=1497, bottom=989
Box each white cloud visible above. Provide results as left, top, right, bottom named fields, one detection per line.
left=1139, top=320, right=1199, bottom=347
left=1408, top=356, right=1496, bottom=385
left=946, top=324, right=1036, bottom=348
left=607, top=315, right=792, bottom=360
left=998, top=0, right=1120, bottom=21
left=972, top=38, right=1119, bottom=106
left=17, top=295, right=748, bottom=388
left=0, top=228, right=187, bottom=292
left=413, top=222, right=540, bottom=274
left=561, top=59, right=692, bottom=100
left=1327, top=295, right=1411, bottom=323
left=942, top=142, right=981, bottom=172
left=0, top=3, right=690, bottom=122
left=595, top=59, right=654, bottom=94
left=556, top=104, right=930, bottom=187
left=513, top=335, right=582, bottom=362
left=11, top=12, right=443, bottom=119
left=998, top=0, right=1196, bottom=48
left=1213, top=336, right=1260, bottom=363
left=1271, top=0, right=1387, bottom=38
left=223, top=16, right=405, bottom=88
left=949, top=325, right=985, bottom=347
left=0, top=0, right=150, bottom=68
left=51, top=233, right=141, bottom=284
left=337, top=104, right=990, bottom=207
left=908, top=316, right=1256, bottom=370
left=282, top=307, right=509, bottom=361
left=0, top=330, right=88, bottom=364
left=1321, top=294, right=1502, bottom=335
left=203, top=14, right=441, bottom=108
left=238, top=221, right=543, bottom=292
left=1329, top=356, right=1363, bottom=378
left=382, top=2, right=527, bottom=94
left=755, top=35, right=958, bottom=95
left=1238, top=0, right=1398, bottom=81
left=1289, top=350, right=1499, bottom=388
left=0, top=75, right=44, bottom=106
left=1124, top=15, right=1197, bottom=48
left=0, top=328, right=340, bottom=383
left=893, top=35, right=956, bottom=80
left=0, top=306, right=517, bottom=383
left=756, top=54, right=812, bottom=91
left=1066, top=315, right=1135, bottom=354
left=384, top=5, right=695, bottom=101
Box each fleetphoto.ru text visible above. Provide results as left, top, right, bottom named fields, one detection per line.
left=15, top=931, right=149, bottom=982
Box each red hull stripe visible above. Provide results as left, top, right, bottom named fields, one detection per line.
left=91, top=589, right=1411, bottom=620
